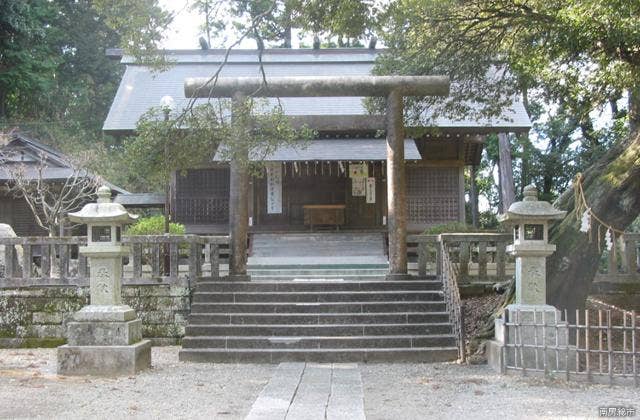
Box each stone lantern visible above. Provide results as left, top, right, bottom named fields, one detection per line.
left=487, top=184, right=569, bottom=372
left=57, top=186, right=151, bottom=376
left=498, top=184, right=566, bottom=305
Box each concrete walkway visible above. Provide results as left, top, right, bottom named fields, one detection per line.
left=246, top=363, right=365, bottom=420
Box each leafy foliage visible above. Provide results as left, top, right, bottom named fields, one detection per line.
left=122, top=99, right=314, bottom=192
left=126, top=216, right=185, bottom=236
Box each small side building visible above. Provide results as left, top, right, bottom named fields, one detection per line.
left=0, top=131, right=128, bottom=236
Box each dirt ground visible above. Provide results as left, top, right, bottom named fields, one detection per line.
left=0, top=347, right=638, bottom=419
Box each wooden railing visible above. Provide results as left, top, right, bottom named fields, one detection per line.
left=408, top=233, right=513, bottom=283
left=595, top=233, right=640, bottom=285
left=0, top=235, right=229, bottom=287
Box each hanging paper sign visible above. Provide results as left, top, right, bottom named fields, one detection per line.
left=349, top=162, right=368, bottom=178
left=352, top=177, right=366, bottom=196
left=266, top=163, right=282, bottom=214
left=366, top=177, right=376, bottom=204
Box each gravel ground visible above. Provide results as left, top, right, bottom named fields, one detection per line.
left=0, top=347, right=274, bottom=419
left=361, top=363, right=639, bottom=420
left=1, top=347, right=638, bottom=419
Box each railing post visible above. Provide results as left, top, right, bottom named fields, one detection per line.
left=4, top=244, right=15, bottom=279
left=132, top=242, right=142, bottom=279
left=459, top=241, right=470, bottom=282
left=189, top=241, right=199, bottom=281
left=608, top=247, right=617, bottom=275
left=151, top=243, right=160, bottom=278
left=41, top=242, right=51, bottom=279
left=169, top=242, right=179, bottom=279
left=418, top=241, right=427, bottom=277
left=210, top=243, right=220, bottom=278
left=496, top=241, right=506, bottom=283
left=478, top=241, right=487, bottom=280
left=59, top=243, right=70, bottom=280
left=22, top=243, right=32, bottom=279
left=436, top=241, right=442, bottom=278
left=624, top=236, right=638, bottom=275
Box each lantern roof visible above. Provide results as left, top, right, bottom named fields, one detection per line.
left=499, top=184, right=566, bottom=223
left=68, top=186, right=138, bottom=224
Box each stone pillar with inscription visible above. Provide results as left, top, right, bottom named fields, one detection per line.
left=487, top=184, right=570, bottom=372
left=57, top=186, right=151, bottom=376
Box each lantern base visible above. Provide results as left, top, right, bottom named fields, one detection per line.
left=57, top=340, right=151, bottom=376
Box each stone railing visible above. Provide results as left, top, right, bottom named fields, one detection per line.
left=408, top=232, right=513, bottom=284
left=440, top=240, right=466, bottom=361
left=594, top=232, right=640, bottom=286
left=0, top=235, right=229, bottom=287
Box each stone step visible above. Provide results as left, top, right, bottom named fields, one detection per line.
left=247, top=264, right=389, bottom=277
left=185, top=323, right=453, bottom=337
left=189, top=301, right=447, bottom=314
left=192, top=291, right=444, bottom=303
left=187, top=312, right=451, bottom=325
left=247, top=275, right=391, bottom=281
left=194, top=280, right=442, bottom=293
left=178, top=347, right=459, bottom=363
left=181, top=334, right=457, bottom=349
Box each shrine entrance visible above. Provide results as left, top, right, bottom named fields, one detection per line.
left=252, top=160, right=387, bottom=231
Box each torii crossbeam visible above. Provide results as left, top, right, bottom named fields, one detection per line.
left=184, top=75, right=450, bottom=280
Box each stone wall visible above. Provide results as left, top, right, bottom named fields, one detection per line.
left=0, top=285, right=191, bottom=348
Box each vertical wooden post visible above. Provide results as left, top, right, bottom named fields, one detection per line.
left=229, top=92, right=251, bottom=281
left=385, top=89, right=408, bottom=278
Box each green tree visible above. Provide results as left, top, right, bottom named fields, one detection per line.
left=374, top=0, right=640, bottom=313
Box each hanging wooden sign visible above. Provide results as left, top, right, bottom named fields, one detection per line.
left=366, top=177, right=376, bottom=203
left=352, top=177, right=366, bottom=196
left=349, top=162, right=368, bottom=178
left=266, top=163, right=282, bottom=214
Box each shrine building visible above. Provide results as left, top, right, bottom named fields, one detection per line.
left=104, top=48, right=530, bottom=235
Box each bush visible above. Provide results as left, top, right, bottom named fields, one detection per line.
left=126, top=216, right=185, bottom=236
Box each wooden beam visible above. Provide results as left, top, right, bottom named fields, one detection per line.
left=185, top=75, right=449, bottom=98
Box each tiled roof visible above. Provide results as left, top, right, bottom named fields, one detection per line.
left=104, top=48, right=531, bottom=132
left=213, top=138, right=421, bottom=162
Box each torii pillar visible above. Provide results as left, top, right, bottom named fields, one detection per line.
left=185, top=76, right=450, bottom=279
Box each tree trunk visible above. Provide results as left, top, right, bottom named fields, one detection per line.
left=498, top=132, right=515, bottom=211
left=470, top=165, right=479, bottom=227
left=547, top=89, right=640, bottom=314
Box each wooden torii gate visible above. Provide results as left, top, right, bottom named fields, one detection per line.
left=184, top=75, right=450, bottom=280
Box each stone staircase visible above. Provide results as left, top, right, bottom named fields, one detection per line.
left=179, top=277, right=459, bottom=363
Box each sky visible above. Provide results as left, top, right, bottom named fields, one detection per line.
left=158, top=0, right=305, bottom=49
left=158, top=0, right=202, bottom=49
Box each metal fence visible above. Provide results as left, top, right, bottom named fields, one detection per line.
left=502, top=308, right=639, bottom=386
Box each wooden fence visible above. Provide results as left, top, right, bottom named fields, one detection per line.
left=502, top=308, right=639, bottom=386
left=0, top=235, right=229, bottom=287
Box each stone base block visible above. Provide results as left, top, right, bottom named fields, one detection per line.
left=67, top=319, right=142, bottom=346
left=486, top=339, right=504, bottom=373
left=74, top=305, right=136, bottom=322
left=228, top=274, right=251, bottom=282
left=57, top=340, right=151, bottom=376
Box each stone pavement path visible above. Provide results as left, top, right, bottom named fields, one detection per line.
left=245, top=363, right=365, bottom=420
